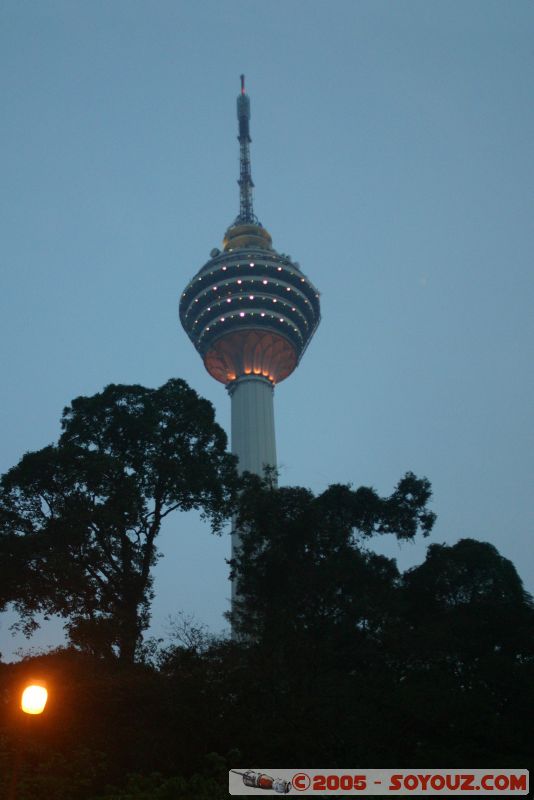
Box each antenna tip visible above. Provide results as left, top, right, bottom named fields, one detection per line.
left=240, top=74, right=245, bottom=95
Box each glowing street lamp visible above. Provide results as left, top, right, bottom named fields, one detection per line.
left=8, top=683, right=49, bottom=800
left=20, top=683, right=48, bottom=715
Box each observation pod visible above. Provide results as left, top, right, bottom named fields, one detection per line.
left=179, top=227, right=320, bottom=389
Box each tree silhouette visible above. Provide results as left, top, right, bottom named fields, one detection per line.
left=229, top=471, right=435, bottom=642
left=0, top=379, right=238, bottom=662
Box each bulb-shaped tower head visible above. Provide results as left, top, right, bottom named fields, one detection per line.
left=180, top=77, right=320, bottom=386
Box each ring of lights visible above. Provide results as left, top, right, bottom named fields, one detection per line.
left=180, top=243, right=320, bottom=385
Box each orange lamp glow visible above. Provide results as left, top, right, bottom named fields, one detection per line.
left=21, top=683, right=48, bottom=715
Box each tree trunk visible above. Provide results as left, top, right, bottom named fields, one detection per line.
left=117, top=598, right=141, bottom=663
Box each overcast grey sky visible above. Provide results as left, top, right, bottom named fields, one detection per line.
left=1, top=0, right=533, bottom=660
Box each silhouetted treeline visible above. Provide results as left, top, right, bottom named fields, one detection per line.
left=1, top=479, right=532, bottom=797
left=0, top=382, right=532, bottom=797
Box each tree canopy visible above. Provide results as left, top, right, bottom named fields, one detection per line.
left=0, top=379, right=238, bottom=662
left=1, top=468, right=533, bottom=797
left=2, top=385, right=533, bottom=795
left=229, top=470, right=436, bottom=642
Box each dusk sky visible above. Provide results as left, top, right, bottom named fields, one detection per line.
left=1, top=0, right=533, bottom=660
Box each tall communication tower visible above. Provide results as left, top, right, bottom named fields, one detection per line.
left=179, top=77, right=320, bottom=604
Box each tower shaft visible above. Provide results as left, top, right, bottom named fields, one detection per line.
left=228, top=374, right=276, bottom=477
left=228, top=374, right=277, bottom=611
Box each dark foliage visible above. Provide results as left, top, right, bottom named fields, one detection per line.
left=1, top=465, right=532, bottom=797
left=228, top=470, right=435, bottom=642
left=0, top=380, right=238, bottom=662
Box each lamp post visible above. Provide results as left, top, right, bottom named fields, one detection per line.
left=8, top=681, right=48, bottom=800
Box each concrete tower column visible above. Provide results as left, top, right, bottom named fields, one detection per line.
left=227, top=374, right=276, bottom=477
left=227, top=374, right=277, bottom=611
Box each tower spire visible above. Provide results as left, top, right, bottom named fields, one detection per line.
left=236, top=74, right=258, bottom=225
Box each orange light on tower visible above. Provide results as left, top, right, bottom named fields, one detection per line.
left=21, top=683, right=48, bottom=715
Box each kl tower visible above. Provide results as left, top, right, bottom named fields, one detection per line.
left=179, top=76, right=320, bottom=603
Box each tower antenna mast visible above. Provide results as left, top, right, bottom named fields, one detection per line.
left=236, top=74, right=257, bottom=224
